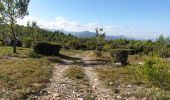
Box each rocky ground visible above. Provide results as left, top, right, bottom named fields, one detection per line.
left=32, top=60, right=93, bottom=100
left=84, top=67, right=114, bottom=100
left=30, top=52, right=154, bottom=100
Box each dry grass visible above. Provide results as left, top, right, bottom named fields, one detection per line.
left=0, top=58, right=52, bottom=99
left=128, top=55, right=143, bottom=64
left=64, top=66, right=85, bottom=80
left=0, top=47, right=32, bottom=58
left=94, top=66, right=136, bottom=86
left=60, top=49, right=85, bottom=57
left=94, top=55, right=170, bottom=99
left=0, top=47, right=52, bottom=99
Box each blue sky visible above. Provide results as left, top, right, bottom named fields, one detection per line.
left=17, top=0, right=170, bottom=39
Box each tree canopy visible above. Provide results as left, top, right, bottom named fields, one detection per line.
left=0, top=0, right=30, bottom=53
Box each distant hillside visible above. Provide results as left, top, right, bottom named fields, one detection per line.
left=68, top=31, right=132, bottom=40
left=48, top=29, right=132, bottom=40
left=70, top=31, right=96, bottom=37
left=105, top=35, right=133, bottom=40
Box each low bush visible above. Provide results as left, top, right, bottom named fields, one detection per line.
left=103, top=44, right=110, bottom=51
left=144, top=57, right=170, bottom=90
left=157, top=48, right=170, bottom=58
left=110, top=49, right=129, bottom=66
left=34, top=42, right=61, bottom=56
left=134, top=56, right=170, bottom=90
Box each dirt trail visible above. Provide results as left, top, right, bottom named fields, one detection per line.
left=83, top=56, right=114, bottom=100
left=37, top=64, right=78, bottom=100
left=33, top=52, right=114, bottom=100
left=84, top=67, right=114, bottom=100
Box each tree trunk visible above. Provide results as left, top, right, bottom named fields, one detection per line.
left=32, top=28, right=35, bottom=47
left=13, top=36, right=17, bottom=53
left=10, top=22, right=17, bottom=53
left=96, top=33, right=99, bottom=51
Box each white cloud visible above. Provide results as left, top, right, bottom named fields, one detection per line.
left=17, top=16, right=99, bottom=32
left=17, top=16, right=164, bottom=39
left=17, top=16, right=129, bottom=34
left=17, top=16, right=43, bottom=26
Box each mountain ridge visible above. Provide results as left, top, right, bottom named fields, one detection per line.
left=46, top=29, right=133, bottom=40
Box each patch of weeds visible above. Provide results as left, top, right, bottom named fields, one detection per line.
left=64, top=66, right=85, bottom=80
left=132, top=65, right=146, bottom=85
left=149, top=88, right=170, bottom=100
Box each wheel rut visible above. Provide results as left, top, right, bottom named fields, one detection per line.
left=83, top=56, right=114, bottom=100
left=33, top=53, right=115, bottom=100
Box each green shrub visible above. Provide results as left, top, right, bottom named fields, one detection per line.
left=110, top=49, right=129, bottom=66
left=22, top=38, right=32, bottom=48
left=143, top=57, right=170, bottom=90
left=103, top=44, right=110, bottom=51
left=134, top=56, right=170, bottom=90
left=34, top=42, right=61, bottom=56
left=133, top=65, right=146, bottom=84
left=134, top=57, right=170, bottom=90
left=157, top=48, right=170, bottom=58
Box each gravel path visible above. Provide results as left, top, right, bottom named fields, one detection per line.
left=84, top=67, right=114, bottom=100
left=37, top=64, right=93, bottom=100
left=34, top=53, right=115, bottom=100
left=82, top=56, right=114, bottom=100
left=37, top=64, right=75, bottom=100
left=38, top=64, right=91, bottom=100
left=30, top=52, right=156, bottom=100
